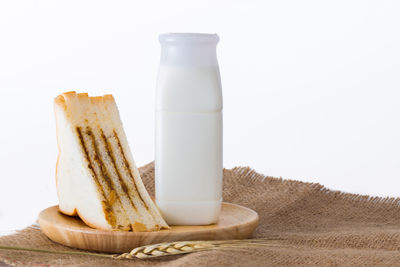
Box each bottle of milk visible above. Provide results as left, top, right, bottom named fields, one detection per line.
left=155, top=33, right=223, bottom=225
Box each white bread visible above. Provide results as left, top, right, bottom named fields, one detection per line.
left=54, top=91, right=169, bottom=231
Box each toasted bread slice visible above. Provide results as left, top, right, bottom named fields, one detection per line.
left=54, top=91, right=169, bottom=231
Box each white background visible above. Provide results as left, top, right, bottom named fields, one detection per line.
left=0, top=0, right=399, bottom=233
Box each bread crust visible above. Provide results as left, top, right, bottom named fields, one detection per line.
left=58, top=206, right=111, bottom=230
left=54, top=94, right=67, bottom=213
left=55, top=91, right=86, bottom=218
left=58, top=206, right=78, bottom=216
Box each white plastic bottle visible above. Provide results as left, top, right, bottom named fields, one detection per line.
left=155, top=33, right=223, bottom=225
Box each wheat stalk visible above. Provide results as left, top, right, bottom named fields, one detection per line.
left=0, top=238, right=282, bottom=260
left=115, top=238, right=282, bottom=259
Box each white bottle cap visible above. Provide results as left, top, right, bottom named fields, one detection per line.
left=159, top=33, right=219, bottom=67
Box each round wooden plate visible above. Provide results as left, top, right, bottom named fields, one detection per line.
left=38, top=203, right=259, bottom=253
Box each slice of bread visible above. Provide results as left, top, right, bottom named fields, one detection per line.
left=54, top=91, right=169, bottom=231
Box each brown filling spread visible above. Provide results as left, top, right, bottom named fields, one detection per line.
left=100, top=129, right=138, bottom=212
left=86, top=126, right=122, bottom=227
left=132, top=221, right=147, bottom=232
left=113, top=130, right=149, bottom=211
left=76, top=125, right=152, bottom=231
left=76, top=127, right=115, bottom=227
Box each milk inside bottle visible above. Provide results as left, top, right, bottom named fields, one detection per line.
left=155, top=33, right=223, bottom=225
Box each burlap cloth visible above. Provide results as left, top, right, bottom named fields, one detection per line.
left=1, top=163, right=400, bottom=266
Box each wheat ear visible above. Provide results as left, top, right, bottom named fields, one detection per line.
left=114, top=238, right=282, bottom=259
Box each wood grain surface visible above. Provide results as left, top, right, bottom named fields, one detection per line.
left=38, top=203, right=259, bottom=253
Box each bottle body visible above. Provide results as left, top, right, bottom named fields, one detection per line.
left=155, top=34, right=222, bottom=225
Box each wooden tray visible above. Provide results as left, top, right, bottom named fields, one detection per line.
left=38, top=203, right=259, bottom=253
